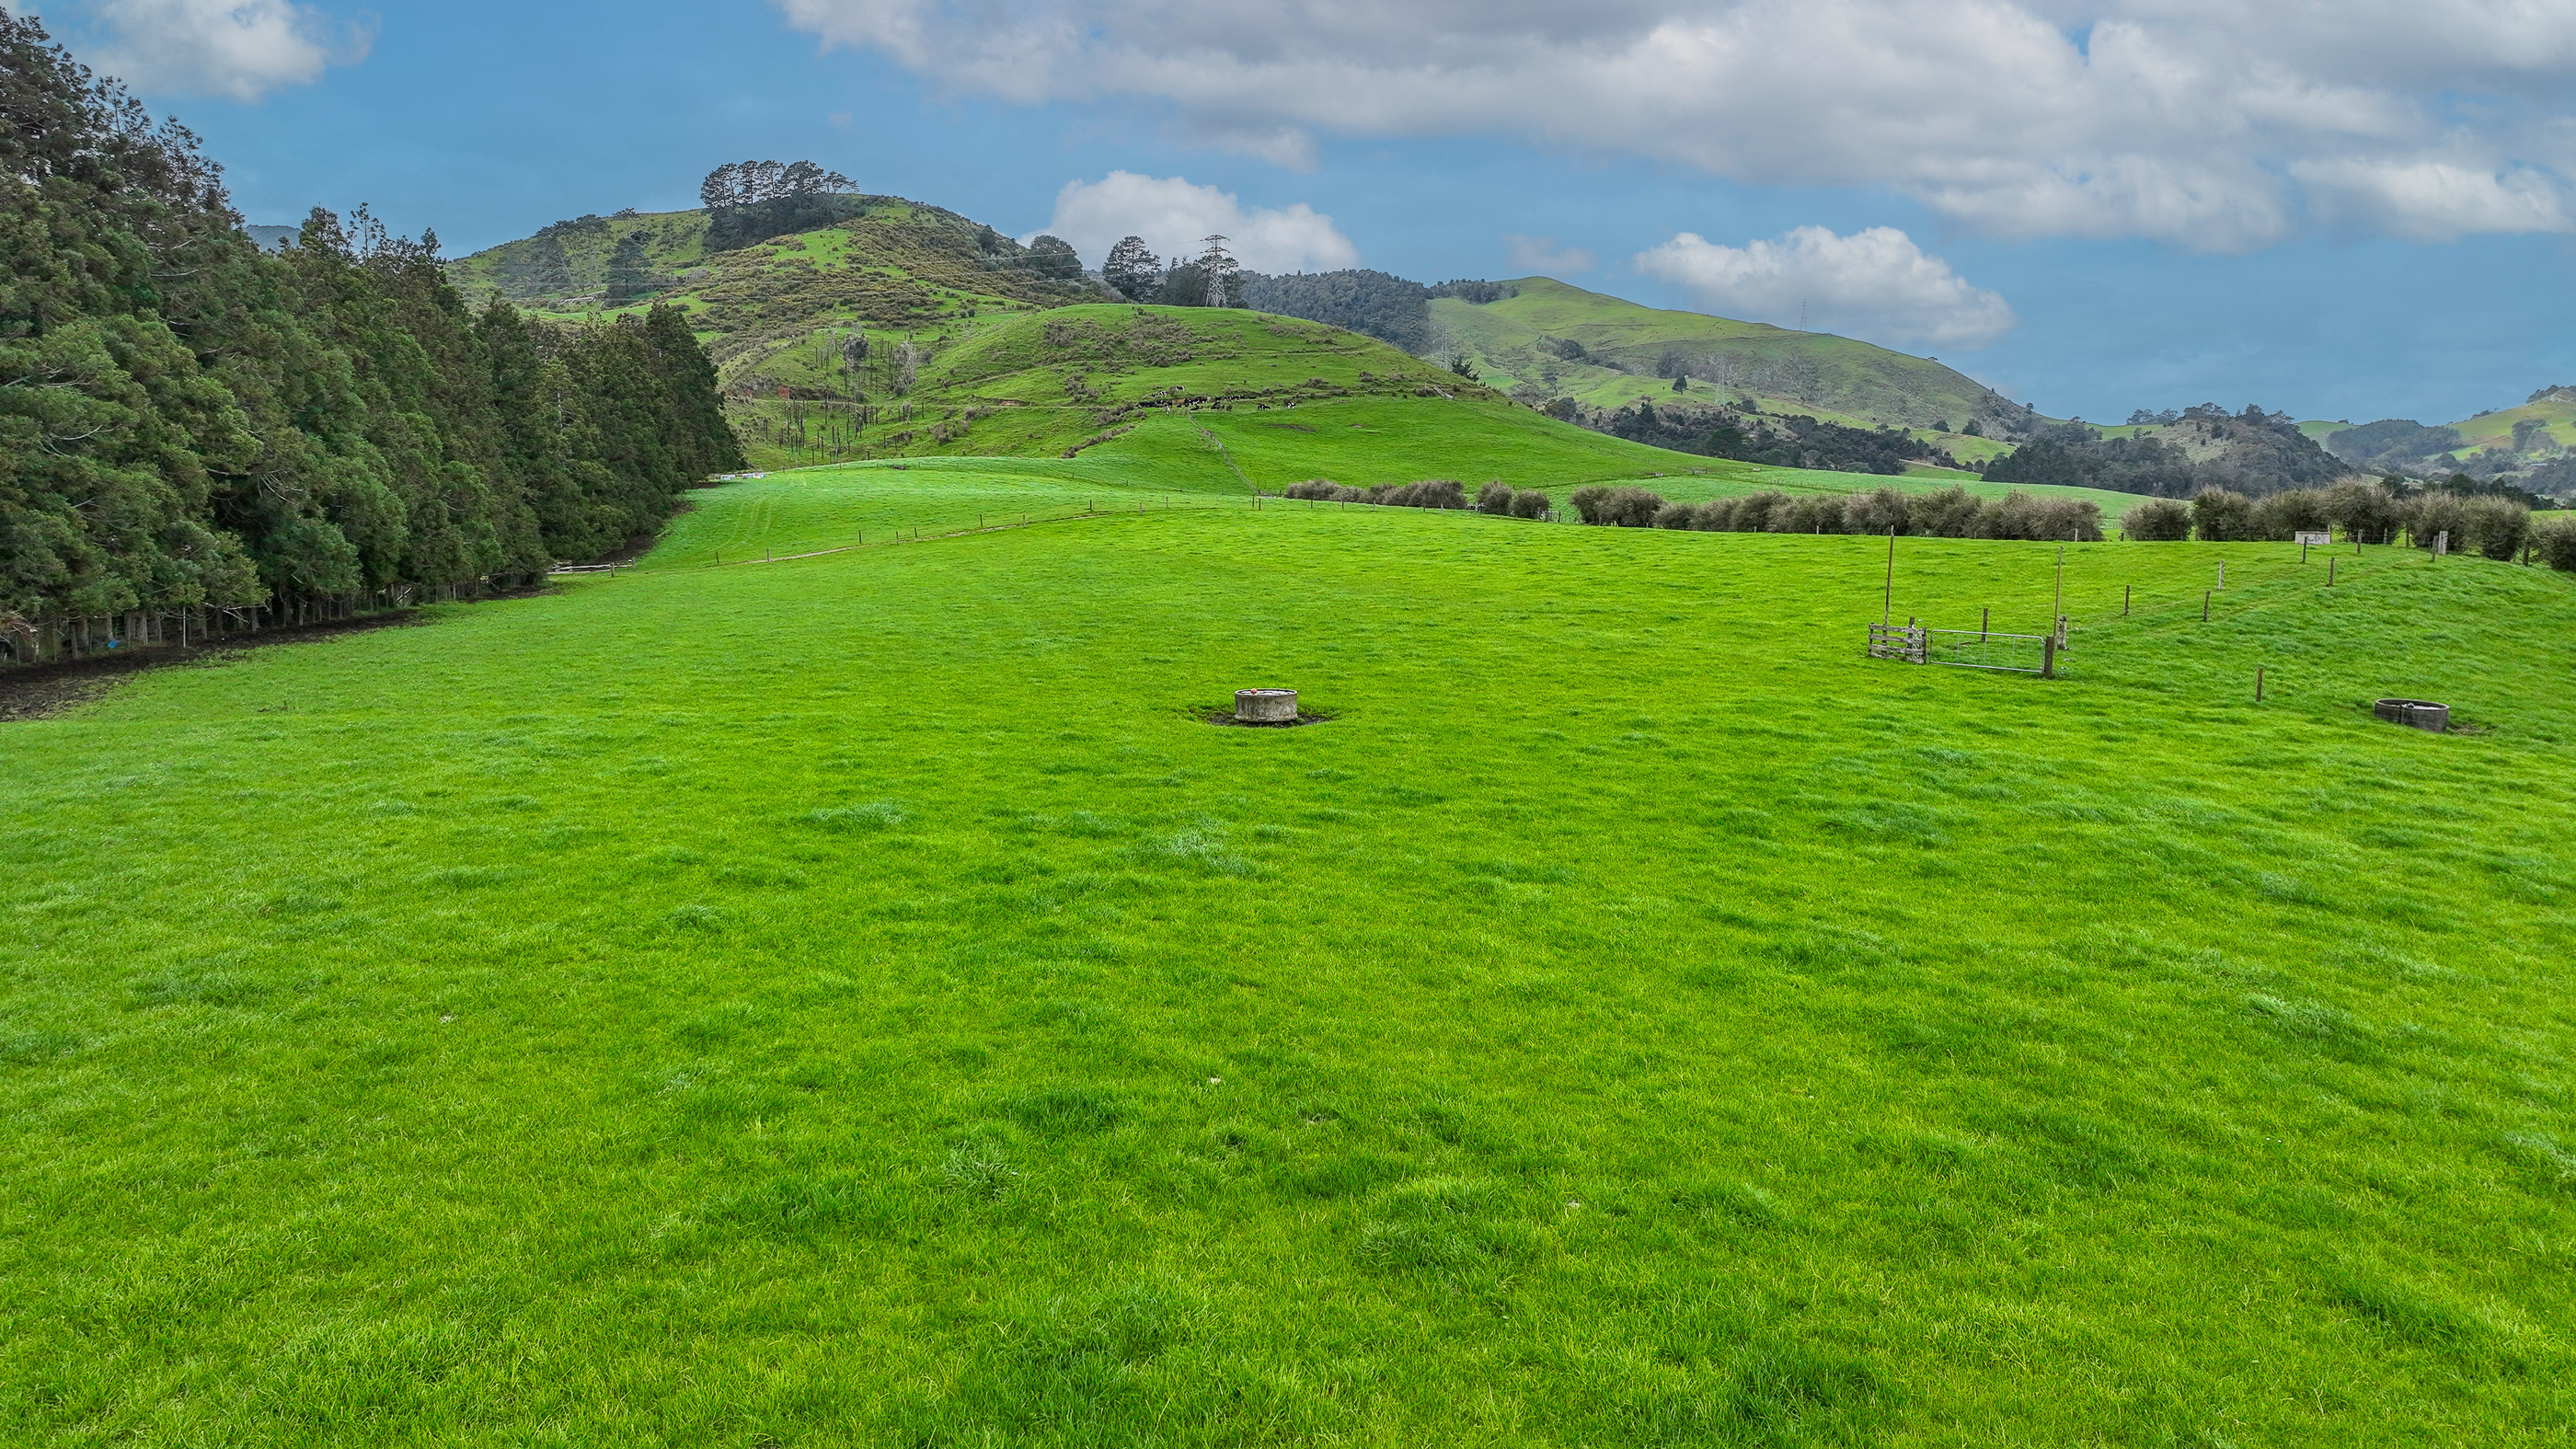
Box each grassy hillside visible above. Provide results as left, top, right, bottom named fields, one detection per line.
left=715, top=303, right=1743, bottom=481
left=5, top=469, right=2571, bottom=1443
left=2444, top=397, right=2576, bottom=455
left=1432, top=278, right=2030, bottom=446
left=446, top=199, right=1091, bottom=374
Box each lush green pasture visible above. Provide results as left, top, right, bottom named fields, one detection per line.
left=649, top=456, right=1246, bottom=571
left=661, top=446, right=2142, bottom=581
left=1140, top=397, right=1715, bottom=492
left=4, top=481, right=2573, bottom=1445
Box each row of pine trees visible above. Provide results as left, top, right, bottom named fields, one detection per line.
left=1, top=13, right=742, bottom=640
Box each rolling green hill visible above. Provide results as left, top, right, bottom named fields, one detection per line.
left=446, top=198, right=1094, bottom=377
left=2444, top=395, right=2576, bottom=455
left=733, top=303, right=1744, bottom=482
left=1432, top=278, right=2035, bottom=451
left=452, top=209, right=2042, bottom=479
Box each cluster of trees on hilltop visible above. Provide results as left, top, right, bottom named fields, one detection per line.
left=1, top=12, right=742, bottom=633
left=1592, top=402, right=1949, bottom=475
left=1988, top=406, right=2345, bottom=497
left=699, top=159, right=861, bottom=251
left=1098, top=236, right=1249, bottom=307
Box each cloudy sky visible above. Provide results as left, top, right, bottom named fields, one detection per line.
left=23, top=0, right=2576, bottom=423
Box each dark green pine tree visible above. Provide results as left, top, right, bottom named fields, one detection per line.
left=523, top=235, right=575, bottom=298
left=604, top=233, right=652, bottom=305
left=478, top=298, right=602, bottom=559
left=1, top=9, right=749, bottom=620
left=641, top=304, right=747, bottom=479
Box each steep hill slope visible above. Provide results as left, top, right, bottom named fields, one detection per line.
left=1431, top=278, right=2036, bottom=443
left=447, top=199, right=1096, bottom=374
left=2446, top=386, right=2576, bottom=454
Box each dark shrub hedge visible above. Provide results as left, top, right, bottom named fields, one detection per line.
left=2121, top=498, right=2193, bottom=540
left=1570, top=485, right=1667, bottom=526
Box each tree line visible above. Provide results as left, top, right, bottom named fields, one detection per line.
left=2, top=13, right=742, bottom=650
left=700, top=159, right=861, bottom=252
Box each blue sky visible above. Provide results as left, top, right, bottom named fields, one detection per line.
left=29, top=0, right=2576, bottom=426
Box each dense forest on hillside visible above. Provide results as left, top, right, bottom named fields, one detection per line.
left=1988, top=406, right=2347, bottom=497
left=1592, top=400, right=1950, bottom=474
left=0, top=14, right=741, bottom=650
left=1236, top=270, right=1432, bottom=353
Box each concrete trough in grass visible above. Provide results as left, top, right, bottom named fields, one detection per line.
left=1234, top=688, right=1299, bottom=723
left=2375, top=698, right=2450, bottom=732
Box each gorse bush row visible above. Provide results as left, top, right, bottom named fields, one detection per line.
left=1472, top=481, right=1554, bottom=519
left=1282, top=478, right=1472, bottom=511
left=1, top=14, right=744, bottom=623
left=2125, top=485, right=2570, bottom=567
left=1571, top=485, right=2105, bottom=541
left=2536, top=516, right=2576, bottom=570
left=1281, top=478, right=1553, bottom=517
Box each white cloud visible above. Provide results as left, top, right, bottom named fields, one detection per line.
left=1504, top=234, right=1594, bottom=275
left=769, top=0, right=2576, bottom=248
left=1030, top=171, right=1361, bottom=273
left=83, top=0, right=368, bottom=100
left=1634, top=225, right=2018, bottom=349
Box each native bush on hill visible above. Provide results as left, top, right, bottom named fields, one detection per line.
left=1595, top=401, right=1939, bottom=475
left=1990, top=432, right=2198, bottom=497
left=1995, top=408, right=2348, bottom=498
left=1236, top=270, right=1433, bottom=353
left=2122, top=499, right=2194, bottom=540
left=0, top=12, right=742, bottom=626
left=2326, top=419, right=2463, bottom=471
left=1429, top=280, right=1519, bottom=304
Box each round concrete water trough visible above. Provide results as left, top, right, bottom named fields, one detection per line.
left=1235, top=688, right=1300, bottom=723
left=2375, top=698, right=2450, bottom=732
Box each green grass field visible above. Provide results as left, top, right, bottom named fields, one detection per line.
left=5, top=468, right=2573, bottom=1444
